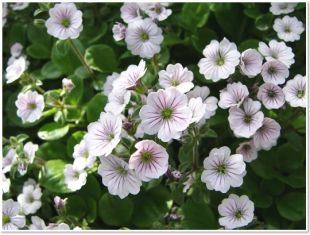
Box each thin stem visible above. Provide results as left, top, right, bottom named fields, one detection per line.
left=68, top=39, right=96, bottom=80
left=34, top=85, right=45, bottom=94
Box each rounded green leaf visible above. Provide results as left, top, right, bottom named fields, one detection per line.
left=36, top=141, right=68, bottom=160
left=66, top=195, right=87, bottom=219
left=84, top=44, right=118, bottom=73
left=41, top=62, right=62, bottom=80
left=98, top=193, right=134, bottom=226
left=39, top=159, right=71, bottom=193
left=276, top=192, right=306, bottom=221
left=38, top=123, right=69, bottom=141
left=86, top=94, right=107, bottom=122
left=66, top=131, right=86, bottom=157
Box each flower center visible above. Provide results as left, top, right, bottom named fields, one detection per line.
left=267, top=66, right=276, bottom=75
left=2, top=215, right=11, bottom=224
left=107, top=133, right=115, bottom=141
left=271, top=53, right=278, bottom=59
left=216, top=56, right=225, bottom=66
left=284, top=26, right=291, bottom=33
left=297, top=89, right=305, bottom=98
left=161, top=107, right=173, bottom=119
left=267, top=90, right=276, bottom=98
left=73, top=171, right=80, bottom=179
left=244, top=115, right=252, bottom=124
left=217, top=164, right=226, bottom=174
left=155, top=6, right=162, bottom=14
left=171, top=79, right=180, bottom=86
left=242, top=144, right=251, bottom=152
left=62, top=18, right=71, bottom=28
left=235, top=210, right=243, bottom=219
left=140, top=151, right=153, bottom=162
left=116, top=166, right=128, bottom=176
left=27, top=102, right=37, bottom=110
left=83, top=151, right=89, bottom=159
left=27, top=195, right=35, bottom=203
left=140, top=31, right=149, bottom=41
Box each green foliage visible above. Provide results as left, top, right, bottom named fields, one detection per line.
left=38, top=123, right=70, bottom=141
left=86, top=94, right=108, bottom=122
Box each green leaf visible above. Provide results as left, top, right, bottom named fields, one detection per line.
left=36, top=141, right=68, bottom=160
left=179, top=4, right=210, bottom=30
left=86, top=94, right=108, bottom=122
left=5, top=23, right=27, bottom=49
left=255, top=13, right=274, bottom=31
left=244, top=7, right=261, bottom=19
left=41, top=62, right=62, bottom=80
left=38, top=123, right=69, bottom=141
left=131, top=185, right=171, bottom=228
left=250, top=150, right=277, bottom=179
left=277, top=169, right=305, bottom=189
left=181, top=199, right=217, bottom=229
left=260, top=179, right=285, bottom=196
left=238, top=39, right=259, bottom=52
left=39, top=159, right=71, bottom=193
left=64, top=75, right=84, bottom=105
left=251, top=193, right=273, bottom=208
left=163, top=32, right=184, bottom=46
left=51, top=39, right=84, bottom=75
left=66, top=195, right=87, bottom=219
left=26, top=44, right=50, bottom=59
left=98, top=193, right=134, bottom=227
left=84, top=44, right=118, bottom=73
left=78, top=175, right=102, bottom=200
left=192, top=28, right=217, bottom=52
left=66, top=131, right=86, bottom=157
left=80, top=23, right=108, bottom=45
left=276, top=192, right=306, bottom=221
left=85, top=197, right=97, bottom=223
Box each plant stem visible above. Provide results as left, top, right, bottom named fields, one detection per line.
left=68, top=39, right=96, bottom=80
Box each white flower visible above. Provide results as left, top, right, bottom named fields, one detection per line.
left=239, top=49, right=263, bottom=77
left=186, top=86, right=218, bottom=119
left=120, top=3, right=142, bottom=23
left=253, top=117, right=281, bottom=151
left=85, top=112, right=122, bottom=157
left=103, top=72, right=120, bottom=96
left=183, top=173, right=195, bottom=193
left=98, top=155, right=142, bottom=199
left=257, top=83, right=285, bottom=109
left=54, top=196, right=67, bottom=210
left=188, top=97, right=207, bottom=123
left=198, top=38, right=240, bottom=82
left=273, top=16, right=304, bottom=42
left=236, top=141, right=258, bottom=163
left=2, top=199, right=25, bottom=230
left=112, top=22, right=126, bottom=41
left=10, top=42, right=23, bottom=58
left=218, top=194, right=254, bottom=229
left=62, top=78, right=75, bottom=93
left=29, top=216, right=46, bottom=230
left=64, top=161, right=87, bottom=191
left=10, top=2, right=29, bottom=11
left=129, top=140, right=169, bottom=181
left=270, top=3, right=297, bottom=15
left=258, top=40, right=295, bottom=68
left=15, top=90, right=45, bottom=123
left=73, top=139, right=96, bottom=169
left=125, top=18, right=163, bottom=59
left=45, top=3, right=83, bottom=40
left=139, top=88, right=192, bottom=142
left=228, top=98, right=264, bottom=138
left=23, top=141, right=39, bottom=164
left=218, top=82, right=249, bottom=109
left=3, top=3, right=8, bottom=26
left=46, top=223, right=70, bottom=230
left=283, top=74, right=306, bottom=108
left=134, top=123, right=145, bottom=139
left=112, top=60, right=146, bottom=93
left=5, top=56, right=27, bottom=83
left=17, top=180, right=42, bottom=215
left=104, top=90, right=131, bottom=115
left=201, top=146, right=246, bottom=193
left=143, top=3, right=172, bottom=21
left=158, top=63, right=194, bottom=93
left=261, top=60, right=289, bottom=85
left=2, top=173, right=11, bottom=193
left=3, top=148, right=17, bottom=173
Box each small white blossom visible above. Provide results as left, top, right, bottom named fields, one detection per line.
left=46, top=3, right=83, bottom=40
left=104, top=90, right=131, bottom=115
left=15, top=90, right=45, bottom=123
left=218, top=82, right=249, bottom=109
left=258, top=40, right=295, bottom=68
left=283, top=74, right=306, bottom=108
left=159, top=63, right=194, bottom=93
left=112, top=22, right=126, bottom=41
left=73, top=139, right=96, bottom=169
left=64, top=161, right=87, bottom=191
left=2, top=173, right=11, bottom=193
left=62, top=78, right=75, bottom=93
left=198, top=38, right=240, bottom=82
left=103, top=72, right=120, bottom=96
left=188, top=97, right=207, bottom=123
left=23, top=141, right=38, bottom=164
left=273, top=16, right=304, bottom=42
left=2, top=199, right=26, bottom=230
left=125, top=18, right=163, bottom=59
left=54, top=196, right=67, bottom=210
left=3, top=148, right=17, bottom=173
left=46, top=223, right=70, bottom=230
left=253, top=117, right=281, bottom=151
left=228, top=98, right=264, bottom=138
left=17, top=180, right=42, bottom=215
left=10, top=42, right=23, bottom=58
left=5, top=56, right=27, bottom=84
left=98, top=155, right=142, bottom=199
left=261, top=60, right=289, bottom=85
left=3, top=3, right=8, bottom=26
left=236, top=141, right=258, bottom=163
left=183, top=173, right=195, bottom=193
left=270, top=3, right=297, bottom=15
left=10, top=2, right=29, bottom=11
left=218, top=194, right=254, bottom=229
left=257, top=83, right=285, bottom=109
left=120, top=3, right=142, bottom=23
left=240, top=49, right=263, bottom=77
left=29, top=216, right=46, bottom=230
left=143, top=3, right=172, bottom=21
left=201, top=146, right=246, bottom=193
left=85, top=112, right=122, bottom=157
